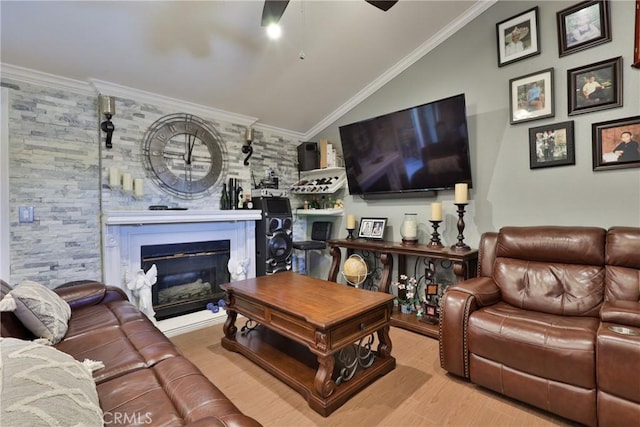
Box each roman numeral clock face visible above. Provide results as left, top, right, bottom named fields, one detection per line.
left=142, top=113, right=227, bottom=199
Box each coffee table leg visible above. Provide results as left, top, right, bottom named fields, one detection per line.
left=223, top=309, right=238, bottom=339
left=314, top=354, right=336, bottom=398
left=377, top=325, right=392, bottom=358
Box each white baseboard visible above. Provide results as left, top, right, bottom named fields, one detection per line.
left=157, top=309, right=227, bottom=338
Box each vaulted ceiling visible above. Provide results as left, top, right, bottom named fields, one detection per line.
left=1, top=1, right=492, bottom=136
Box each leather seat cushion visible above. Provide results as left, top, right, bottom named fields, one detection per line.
left=469, top=302, right=599, bottom=389
left=98, top=356, right=248, bottom=426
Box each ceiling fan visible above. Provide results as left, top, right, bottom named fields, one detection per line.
left=261, top=0, right=398, bottom=26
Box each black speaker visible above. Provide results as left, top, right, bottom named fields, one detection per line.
left=254, top=197, right=293, bottom=276
left=297, top=142, right=319, bottom=171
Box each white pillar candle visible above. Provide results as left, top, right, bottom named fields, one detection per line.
left=134, top=178, right=144, bottom=197
left=109, top=167, right=120, bottom=188
left=431, top=202, right=442, bottom=221
left=122, top=173, right=133, bottom=192
left=454, top=183, right=468, bottom=204
left=347, top=214, right=356, bottom=229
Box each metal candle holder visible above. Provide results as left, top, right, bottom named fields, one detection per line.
left=452, top=203, right=470, bottom=251
left=428, top=220, right=444, bottom=248
left=346, top=228, right=355, bottom=240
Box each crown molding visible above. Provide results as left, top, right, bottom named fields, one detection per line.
left=303, top=0, right=497, bottom=140
left=0, top=63, right=303, bottom=141
left=1, top=63, right=95, bottom=96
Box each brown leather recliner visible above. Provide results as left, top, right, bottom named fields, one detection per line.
left=439, top=226, right=640, bottom=427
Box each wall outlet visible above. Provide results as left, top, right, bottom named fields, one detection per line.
left=19, top=206, right=34, bottom=223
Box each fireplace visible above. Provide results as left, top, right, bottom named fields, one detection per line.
left=141, top=240, right=230, bottom=320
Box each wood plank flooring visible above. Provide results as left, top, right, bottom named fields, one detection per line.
left=170, top=324, right=571, bottom=426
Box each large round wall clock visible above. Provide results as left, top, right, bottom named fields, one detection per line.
left=142, top=113, right=227, bottom=199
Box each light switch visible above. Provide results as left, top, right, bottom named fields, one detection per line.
left=19, top=206, right=34, bottom=223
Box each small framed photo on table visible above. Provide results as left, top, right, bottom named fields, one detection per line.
left=496, top=7, right=540, bottom=67
left=557, top=0, right=611, bottom=57
left=528, top=121, right=575, bottom=169
left=592, top=116, right=640, bottom=171
left=509, top=68, right=555, bottom=124
left=568, top=57, right=622, bottom=116
left=358, top=218, right=387, bottom=240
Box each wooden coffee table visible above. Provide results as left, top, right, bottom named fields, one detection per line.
left=221, top=272, right=395, bottom=416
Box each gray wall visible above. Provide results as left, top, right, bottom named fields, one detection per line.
left=312, top=0, right=640, bottom=249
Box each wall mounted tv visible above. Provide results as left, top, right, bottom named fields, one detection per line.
left=339, top=93, right=472, bottom=198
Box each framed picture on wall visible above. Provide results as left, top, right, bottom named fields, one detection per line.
left=567, top=57, right=622, bottom=116
left=592, top=116, right=640, bottom=171
left=557, top=0, right=611, bottom=57
left=528, top=121, right=575, bottom=169
left=634, top=0, right=640, bottom=68
left=509, top=68, right=555, bottom=124
left=496, top=7, right=540, bottom=67
left=358, top=218, right=387, bottom=240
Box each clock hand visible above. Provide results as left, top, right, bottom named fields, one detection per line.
left=187, top=131, right=197, bottom=165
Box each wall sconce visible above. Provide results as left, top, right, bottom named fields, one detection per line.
left=100, top=95, right=116, bottom=149
left=242, top=126, right=254, bottom=166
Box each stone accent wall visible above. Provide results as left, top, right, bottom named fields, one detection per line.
left=3, top=80, right=101, bottom=286
left=3, top=78, right=300, bottom=287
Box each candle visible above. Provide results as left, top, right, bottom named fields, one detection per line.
left=454, top=183, right=468, bottom=204
left=347, top=214, right=356, bottom=229
left=431, top=202, right=442, bottom=221
left=109, top=167, right=120, bottom=188
left=134, top=178, right=144, bottom=198
left=122, top=173, right=133, bottom=192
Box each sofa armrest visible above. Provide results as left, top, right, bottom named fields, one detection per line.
left=55, top=281, right=128, bottom=310
left=600, top=301, right=640, bottom=327
left=439, top=277, right=501, bottom=378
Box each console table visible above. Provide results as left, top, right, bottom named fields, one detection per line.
left=327, top=238, right=478, bottom=338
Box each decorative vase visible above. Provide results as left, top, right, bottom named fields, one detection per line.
left=401, top=213, right=418, bottom=244
left=400, top=303, right=413, bottom=314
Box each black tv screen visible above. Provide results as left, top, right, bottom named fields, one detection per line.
left=339, top=94, right=472, bottom=197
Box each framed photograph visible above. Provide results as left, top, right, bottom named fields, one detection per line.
left=557, top=1, right=611, bottom=57
left=358, top=217, right=387, bottom=240
left=509, top=68, right=555, bottom=124
left=496, top=7, right=540, bottom=67
left=634, top=0, right=640, bottom=68
left=529, top=121, right=575, bottom=169
left=568, top=57, right=622, bottom=116
left=592, top=116, right=640, bottom=171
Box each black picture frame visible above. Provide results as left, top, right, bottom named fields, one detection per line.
left=496, top=7, right=540, bottom=67
left=529, top=121, right=575, bottom=169
left=358, top=217, right=387, bottom=240
left=568, top=57, right=622, bottom=116
left=592, top=116, right=640, bottom=171
left=509, top=68, right=555, bottom=124
left=557, top=1, right=611, bottom=57
left=633, top=0, right=640, bottom=68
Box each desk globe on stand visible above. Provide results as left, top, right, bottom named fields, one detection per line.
left=342, top=254, right=368, bottom=288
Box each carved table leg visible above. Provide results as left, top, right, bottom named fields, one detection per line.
left=223, top=309, right=238, bottom=340
left=314, top=354, right=336, bottom=398
left=376, top=324, right=392, bottom=359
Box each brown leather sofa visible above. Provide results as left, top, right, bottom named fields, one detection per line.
left=440, top=226, right=640, bottom=427
left=1, top=279, right=262, bottom=427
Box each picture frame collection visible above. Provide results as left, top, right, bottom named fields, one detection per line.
left=499, top=1, right=640, bottom=172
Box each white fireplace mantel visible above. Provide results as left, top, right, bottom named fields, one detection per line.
left=101, top=209, right=260, bottom=336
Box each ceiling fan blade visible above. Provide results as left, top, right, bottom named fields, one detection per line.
left=365, top=1, right=398, bottom=12
left=261, top=0, right=290, bottom=26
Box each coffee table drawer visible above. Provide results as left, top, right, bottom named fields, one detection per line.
left=330, top=308, right=389, bottom=349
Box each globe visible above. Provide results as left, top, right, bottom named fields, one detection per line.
left=342, top=255, right=368, bottom=286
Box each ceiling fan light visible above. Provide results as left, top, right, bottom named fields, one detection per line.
left=266, top=23, right=282, bottom=40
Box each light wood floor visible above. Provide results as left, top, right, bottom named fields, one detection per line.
left=171, top=323, right=571, bottom=427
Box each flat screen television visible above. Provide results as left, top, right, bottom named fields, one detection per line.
left=339, top=93, right=472, bottom=198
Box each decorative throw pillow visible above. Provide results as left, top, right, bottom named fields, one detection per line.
left=0, top=280, right=71, bottom=344
left=0, top=337, right=103, bottom=426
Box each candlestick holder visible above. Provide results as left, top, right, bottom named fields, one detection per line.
left=451, top=203, right=470, bottom=251
left=428, top=220, right=444, bottom=248
left=346, top=228, right=355, bottom=240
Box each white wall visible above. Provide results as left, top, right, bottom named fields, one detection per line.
left=312, top=0, right=640, bottom=250
left=0, top=88, right=9, bottom=280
